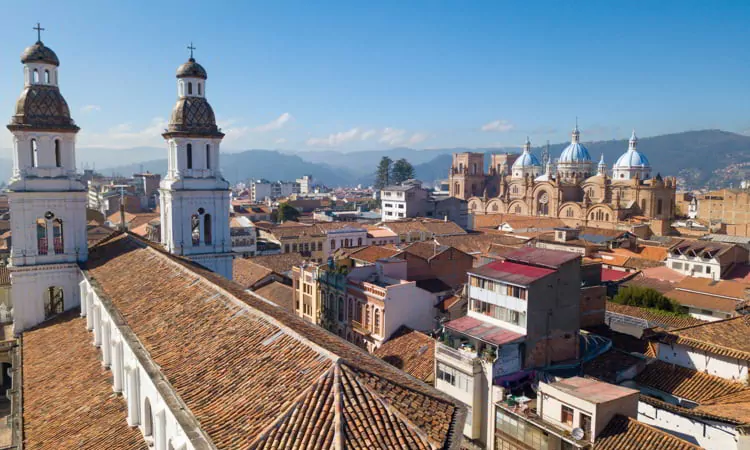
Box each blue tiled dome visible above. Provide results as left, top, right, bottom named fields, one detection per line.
left=512, top=150, right=541, bottom=169
left=614, top=150, right=650, bottom=168
left=559, top=142, right=592, bottom=163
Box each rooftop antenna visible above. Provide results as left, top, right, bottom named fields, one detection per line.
left=111, top=184, right=130, bottom=232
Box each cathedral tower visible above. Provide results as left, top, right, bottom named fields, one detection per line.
left=159, top=45, right=233, bottom=279
left=7, top=27, right=88, bottom=332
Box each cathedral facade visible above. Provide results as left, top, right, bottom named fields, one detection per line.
left=449, top=126, right=677, bottom=230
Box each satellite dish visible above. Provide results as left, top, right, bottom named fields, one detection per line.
left=571, top=427, right=585, bottom=440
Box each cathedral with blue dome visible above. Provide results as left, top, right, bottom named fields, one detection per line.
left=449, top=125, right=677, bottom=231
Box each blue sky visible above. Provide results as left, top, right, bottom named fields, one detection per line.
left=0, top=0, right=748, bottom=153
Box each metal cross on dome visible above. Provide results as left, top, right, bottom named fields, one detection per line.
left=187, top=42, right=196, bottom=59
left=33, top=22, right=45, bottom=42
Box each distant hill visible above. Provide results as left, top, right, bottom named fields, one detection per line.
left=46, top=130, right=750, bottom=190
left=101, top=150, right=358, bottom=186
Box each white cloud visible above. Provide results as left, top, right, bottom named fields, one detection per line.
left=306, top=128, right=364, bottom=147
left=78, top=117, right=168, bottom=148
left=306, top=127, right=428, bottom=148
left=275, top=138, right=287, bottom=144
left=252, top=112, right=293, bottom=132
left=81, top=104, right=101, bottom=113
left=481, top=119, right=515, bottom=132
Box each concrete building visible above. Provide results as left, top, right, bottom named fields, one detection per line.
left=435, top=247, right=582, bottom=445
left=250, top=179, right=299, bottom=202
left=296, top=175, right=313, bottom=194
left=666, top=240, right=748, bottom=281
left=381, top=179, right=431, bottom=221
left=230, top=215, right=256, bottom=257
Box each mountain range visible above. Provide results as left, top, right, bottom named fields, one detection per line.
left=0, top=130, right=748, bottom=189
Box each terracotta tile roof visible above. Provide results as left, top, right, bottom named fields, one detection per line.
left=374, top=326, right=435, bottom=383
left=470, top=214, right=509, bottom=229
left=252, top=281, right=294, bottom=312
left=420, top=220, right=466, bottom=236
left=662, top=317, right=750, bottom=360
left=22, top=310, right=147, bottom=450
left=435, top=233, right=527, bottom=256
left=500, top=216, right=565, bottom=231
left=610, top=246, right=668, bottom=262
left=382, top=220, right=430, bottom=235
left=269, top=224, right=325, bottom=239
left=233, top=258, right=274, bottom=288
left=640, top=266, right=687, bottom=283
left=349, top=245, right=401, bottom=263
left=366, top=227, right=398, bottom=238
left=594, top=414, right=700, bottom=449
left=107, top=212, right=160, bottom=231
left=634, top=360, right=748, bottom=403
left=640, top=394, right=748, bottom=426
left=606, top=302, right=706, bottom=330
left=674, top=277, right=749, bottom=299
left=438, top=294, right=463, bottom=312
left=248, top=253, right=307, bottom=276
left=665, top=289, right=741, bottom=314
left=695, top=389, right=750, bottom=424
left=85, top=233, right=465, bottom=449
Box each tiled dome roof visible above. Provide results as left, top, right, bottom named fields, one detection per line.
left=8, top=85, right=78, bottom=131
left=512, top=150, right=542, bottom=169
left=559, top=142, right=592, bottom=163
left=165, top=97, right=222, bottom=136
left=21, top=41, right=59, bottom=66
left=176, top=58, right=207, bottom=79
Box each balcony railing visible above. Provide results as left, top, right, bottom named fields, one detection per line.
left=436, top=341, right=478, bottom=364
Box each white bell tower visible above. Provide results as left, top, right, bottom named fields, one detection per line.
left=159, top=44, right=233, bottom=279
left=7, top=26, right=88, bottom=333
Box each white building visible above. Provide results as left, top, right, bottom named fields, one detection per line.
left=666, top=240, right=748, bottom=281
left=158, top=52, right=233, bottom=279
left=7, top=38, right=88, bottom=334
left=230, top=216, right=256, bottom=257
left=250, top=179, right=299, bottom=202
left=381, top=180, right=430, bottom=221
left=296, top=175, right=313, bottom=194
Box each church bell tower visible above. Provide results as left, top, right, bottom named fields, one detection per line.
left=7, top=26, right=88, bottom=332
left=159, top=44, right=233, bottom=279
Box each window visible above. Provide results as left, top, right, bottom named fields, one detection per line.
left=186, top=144, right=193, bottom=169
left=31, top=139, right=38, bottom=168
left=672, top=262, right=683, bottom=270
left=330, top=239, right=336, bottom=250
left=203, top=214, right=212, bottom=245
left=338, top=297, right=344, bottom=322
left=561, top=405, right=574, bottom=426
left=374, top=309, right=380, bottom=335
left=33, top=69, right=39, bottom=83
left=198, top=83, right=202, bottom=95
left=700, top=309, right=713, bottom=316
left=36, top=217, right=48, bottom=255
left=44, top=286, right=64, bottom=318
left=566, top=207, right=574, bottom=218
left=514, top=205, right=521, bottom=214
left=52, top=219, right=64, bottom=254
left=188, top=82, right=193, bottom=95
left=657, top=198, right=663, bottom=215
left=317, top=242, right=322, bottom=251
left=206, top=144, right=211, bottom=169
left=44, top=70, right=50, bottom=84
left=292, top=243, right=298, bottom=252
left=54, top=140, right=61, bottom=167
left=357, top=237, right=362, bottom=246
left=436, top=362, right=472, bottom=392
left=284, top=244, right=290, bottom=253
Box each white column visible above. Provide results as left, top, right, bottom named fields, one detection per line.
left=92, top=306, right=101, bottom=346
left=85, top=293, right=94, bottom=330
left=101, top=321, right=111, bottom=367
left=112, top=341, right=123, bottom=392
left=79, top=281, right=88, bottom=317
left=126, top=368, right=140, bottom=426
left=155, top=410, right=167, bottom=450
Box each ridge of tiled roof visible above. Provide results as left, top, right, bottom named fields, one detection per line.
left=640, top=395, right=746, bottom=426
left=594, top=413, right=701, bottom=450
left=660, top=316, right=750, bottom=361
left=349, top=245, right=401, bottom=263
left=634, top=360, right=748, bottom=404
left=374, top=326, right=435, bottom=383
left=84, top=232, right=465, bottom=449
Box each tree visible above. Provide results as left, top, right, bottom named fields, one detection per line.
left=612, top=285, right=684, bottom=314
left=276, top=203, right=300, bottom=223
left=374, top=156, right=393, bottom=190
left=391, top=158, right=415, bottom=185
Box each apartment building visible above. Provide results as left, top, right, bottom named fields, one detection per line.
left=230, top=216, right=256, bottom=257
left=381, top=180, right=469, bottom=227
left=666, top=240, right=748, bottom=280
left=435, top=247, right=582, bottom=445
left=250, top=179, right=299, bottom=202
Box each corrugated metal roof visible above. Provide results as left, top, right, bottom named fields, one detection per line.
left=471, top=260, right=555, bottom=286
left=444, top=315, right=524, bottom=346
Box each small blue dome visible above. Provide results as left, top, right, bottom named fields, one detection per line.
left=559, top=142, right=592, bottom=163
left=614, top=150, right=650, bottom=168
left=512, top=151, right=541, bottom=169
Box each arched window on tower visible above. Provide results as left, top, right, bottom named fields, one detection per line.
left=33, top=69, right=39, bottom=83
left=657, top=199, right=663, bottom=215
left=44, top=286, right=64, bottom=319
left=514, top=205, right=522, bottom=214
left=566, top=207, right=574, bottom=218
left=191, top=213, right=200, bottom=246
left=206, top=144, right=211, bottom=169
left=54, top=139, right=61, bottom=167
left=36, top=218, right=48, bottom=255
left=198, top=83, right=202, bottom=96
left=204, top=214, right=212, bottom=245
left=53, top=219, right=64, bottom=254
left=187, top=82, right=193, bottom=95
left=640, top=199, right=647, bottom=213
left=31, top=139, right=38, bottom=168
left=374, top=309, right=381, bottom=335
left=44, top=70, right=50, bottom=84
left=186, top=144, right=193, bottom=169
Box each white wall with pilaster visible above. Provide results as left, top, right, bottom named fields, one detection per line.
left=80, top=278, right=194, bottom=450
